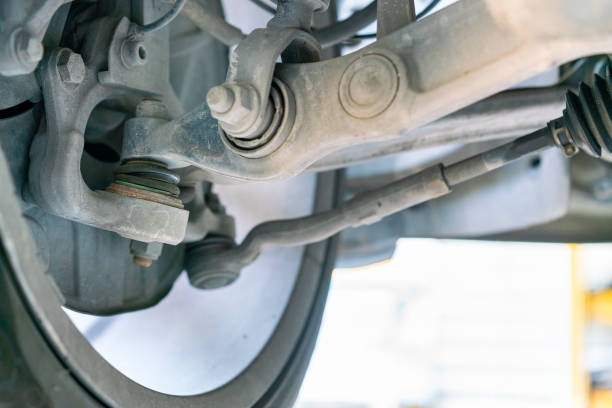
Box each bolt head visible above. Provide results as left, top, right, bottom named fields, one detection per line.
left=209, top=84, right=259, bottom=130
left=11, top=28, right=43, bottom=69
left=207, top=85, right=235, bottom=114
left=57, top=50, right=85, bottom=84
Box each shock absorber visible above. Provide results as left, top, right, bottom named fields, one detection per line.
left=549, top=60, right=612, bottom=159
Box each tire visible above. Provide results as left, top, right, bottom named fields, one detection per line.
left=0, top=140, right=343, bottom=408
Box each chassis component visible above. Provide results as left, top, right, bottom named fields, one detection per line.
left=187, top=127, right=555, bottom=286
left=123, top=0, right=612, bottom=183
left=28, top=16, right=189, bottom=244
left=185, top=64, right=612, bottom=287
left=5, top=0, right=612, bottom=287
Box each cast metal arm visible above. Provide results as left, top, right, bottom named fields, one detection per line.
left=123, top=0, right=612, bottom=183
left=187, top=58, right=612, bottom=288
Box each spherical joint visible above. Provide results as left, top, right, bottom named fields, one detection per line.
left=57, top=49, right=85, bottom=85
left=185, top=235, right=240, bottom=289
left=121, top=40, right=147, bottom=69
left=339, top=54, right=399, bottom=119
left=10, top=28, right=43, bottom=73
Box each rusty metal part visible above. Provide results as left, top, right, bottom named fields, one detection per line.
left=106, top=182, right=183, bottom=209
left=133, top=256, right=153, bottom=267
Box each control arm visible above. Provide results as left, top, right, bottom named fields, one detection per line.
left=123, top=0, right=612, bottom=182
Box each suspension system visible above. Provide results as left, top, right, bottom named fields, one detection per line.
left=2, top=0, right=612, bottom=291
left=183, top=63, right=612, bottom=288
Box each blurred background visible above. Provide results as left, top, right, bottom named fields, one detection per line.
left=296, top=239, right=612, bottom=408
left=68, top=238, right=612, bottom=408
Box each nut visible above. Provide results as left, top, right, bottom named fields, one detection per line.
left=207, top=85, right=235, bottom=114
left=57, top=50, right=85, bottom=85
left=208, top=83, right=259, bottom=132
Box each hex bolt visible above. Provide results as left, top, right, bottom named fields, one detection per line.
left=57, top=50, right=85, bottom=85
left=207, top=85, right=235, bottom=114
left=207, top=83, right=259, bottom=132
left=121, top=40, right=147, bottom=69
left=11, top=28, right=43, bottom=72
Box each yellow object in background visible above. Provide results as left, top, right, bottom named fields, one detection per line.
left=591, top=389, right=612, bottom=408
left=571, top=244, right=589, bottom=408
left=586, top=288, right=612, bottom=408
left=573, top=244, right=612, bottom=408
left=587, top=289, right=612, bottom=325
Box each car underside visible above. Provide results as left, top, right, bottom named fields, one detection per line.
left=1, top=0, right=612, bottom=406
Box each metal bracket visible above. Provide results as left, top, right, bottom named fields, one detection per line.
left=206, top=0, right=322, bottom=155
left=27, top=17, right=188, bottom=244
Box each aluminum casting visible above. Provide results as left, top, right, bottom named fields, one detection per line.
left=123, top=0, right=612, bottom=182
left=27, top=18, right=188, bottom=244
